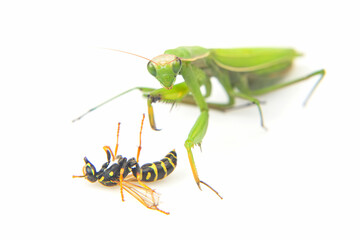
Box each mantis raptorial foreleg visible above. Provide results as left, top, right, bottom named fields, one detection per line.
left=146, top=82, right=189, bottom=130
left=145, top=63, right=222, bottom=198
left=180, top=64, right=222, bottom=198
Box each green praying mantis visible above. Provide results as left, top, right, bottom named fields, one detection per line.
left=74, top=46, right=325, bottom=198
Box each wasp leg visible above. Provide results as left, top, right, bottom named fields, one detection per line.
left=97, top=148, right=112, bottom=176
left=136, top=114, right=145, bottom=162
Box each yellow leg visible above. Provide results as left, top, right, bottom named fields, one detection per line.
left=136, top=114, right=145, bottom=162
left=184, top=111, right=223, bottom=199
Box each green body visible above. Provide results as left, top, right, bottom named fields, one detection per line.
left=166, top=47, right=298, bottom=91
left=74, top=46, right=325, bottom=195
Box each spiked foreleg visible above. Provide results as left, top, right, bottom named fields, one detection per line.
left=146, top=82, right=189, bottom=130
left=181, top=63, right=222, bottom=198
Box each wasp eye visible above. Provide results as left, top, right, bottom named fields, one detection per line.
left=85, top=164, right=97, bottom=182
left=147, top=62, right=157, bottom=77
left=172, top=57, right=182, bottom=74
left=85, top=165, right=95, bottom=177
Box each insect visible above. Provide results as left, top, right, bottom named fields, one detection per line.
left=73, top=46, right=325, bottom=197
left=73, top=114, right=177, bottom=214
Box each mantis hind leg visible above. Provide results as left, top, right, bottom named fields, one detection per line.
left=250, top=69, right=326, bottom=106
left=233, top=69, right=325, bottom=129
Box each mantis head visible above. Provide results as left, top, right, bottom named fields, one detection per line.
left=147, top=54, right=182, bottom=89
left=101, top=49, right=182, bottom=90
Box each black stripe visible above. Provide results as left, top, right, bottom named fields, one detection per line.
left=140, top=150, right=177, bottom=182
left=163, top=159, right=174, bottom=176
left=155, top=161, right=166, bottom=180
left=166, top=151, right=177, bottom=166
left=141, top=163, right=156, bottom=182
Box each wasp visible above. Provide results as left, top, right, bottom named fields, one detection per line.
left=73, top=114, right=177, bottom=214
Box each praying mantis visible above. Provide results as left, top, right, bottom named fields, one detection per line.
left=74, top=46, right=325, bottom=197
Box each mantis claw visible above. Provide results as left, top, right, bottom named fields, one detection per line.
left=147, top=96, right=161, bottom=131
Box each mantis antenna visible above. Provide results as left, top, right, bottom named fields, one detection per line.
left=101, top=48, right=158, bottom=64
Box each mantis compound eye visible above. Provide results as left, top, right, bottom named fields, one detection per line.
left=171, top=57, right=182, bottom=74
left=147, top=61, right=157, bottom=77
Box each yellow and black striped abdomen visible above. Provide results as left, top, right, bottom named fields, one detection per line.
left=139, top=150, right=177, bottom=182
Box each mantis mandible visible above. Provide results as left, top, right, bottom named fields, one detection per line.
left=74, top=46, right=325, bottom=197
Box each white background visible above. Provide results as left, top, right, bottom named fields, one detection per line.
left=1, top=0, right=359, bottom=239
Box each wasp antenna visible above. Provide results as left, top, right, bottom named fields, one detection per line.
left=114, top=122, right=121, bottom=157
left=101, top=48, right=158, bottom=64
left=72, top=175, right=85, bottom=178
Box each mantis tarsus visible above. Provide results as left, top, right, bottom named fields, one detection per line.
left=74, top=46, right=325, bottom=198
